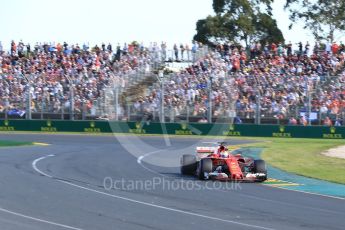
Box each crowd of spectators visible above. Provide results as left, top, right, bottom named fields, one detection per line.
left=1, top=39, right=344, bottom=125
left=135, top=40, right=345, bottom=125
left=0, top=40, right=190, bottom=116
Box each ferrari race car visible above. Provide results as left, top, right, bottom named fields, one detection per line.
left=180, top=142, right=267, bottom=182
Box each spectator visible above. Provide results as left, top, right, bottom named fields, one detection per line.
left=323, top=116, right=333, bottom=126
left=180, top=44, right=185, bottom=60
left=234, top=116, right=242, bottom=124
left=299, top=116, right=308, bottom=126
left=0, top=40, right=166, bottom=116
left=288, top=116, right=297, bottom=125
left=334, top=118, right=342, bottom=126
left=1, top=39, right=345, bottom=125
left=173, top=44, right=178, bottom=61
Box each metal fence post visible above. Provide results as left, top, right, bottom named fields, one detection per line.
left=70, top=85, right=74, bottom=120
left=64, top=75, right=75, bottom=120
left=308, top=90, right=312, bottom=126
left=186, top=102, right=190, bottom=122
left=127, top=101, right=131, bottom=121
left=207, top=76, right=213, bottom=123
left=114, top=86, right=119, bottom=121
left=24, top=74, right=32, bottom=120
left=40, top=98, right=44, bottom=120
left=4, top=98, right=8, bottom=120
left=61, top=99, right=64, bottom=120
left=170, top=105, right=174, bottom=123
left=255, top=94, right=261, bottom=125
left=158, top=71, right=165, bottom=123
left=26, top=83, right=32, bottom=120
left=162, top=75, right=165, bottom=123
left=82, top=101, right=86, bottom=120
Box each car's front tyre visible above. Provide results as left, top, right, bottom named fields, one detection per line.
left=253, top=159, right=267, bottom=181
left=197, top=158, right=213, bottom=180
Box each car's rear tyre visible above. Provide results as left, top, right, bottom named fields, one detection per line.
left=180, top=154, right=197, bottom=175
left=253, top=159, right=267, bottom=181
left=198, top=158, right=213, bottom=180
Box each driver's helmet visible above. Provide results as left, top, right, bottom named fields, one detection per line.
left=220, top=151, right=229, bottom=158
left=218, top=145, right=225, bottom=153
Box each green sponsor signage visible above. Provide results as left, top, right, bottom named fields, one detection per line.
left=84, top=121, right=101, bottom=133
left=323, top=126, right=343, bottom=139
left=175, top=123, right=193, bottom=135
left=41, top=119, right=57, bottom=132
left=129, top=122, right=146, bottom=134
left=0, top=120, right=15, bottom=131
left=0, top=120, right=344, bottom=139
left=223, top=124, right=241, bottom=136
left=272, top=125, right=292, bottom=138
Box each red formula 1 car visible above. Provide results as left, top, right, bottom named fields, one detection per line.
left=180, top=142, right=267, bottom=182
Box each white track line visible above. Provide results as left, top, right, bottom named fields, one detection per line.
left=24, top=154, right=84, bottom=230
left=137, top=150, right=168, bottom=177
left=0, top=207, right=83, bottom=230
left=33, top=155, right=274, bottom=230
left=32, top=155, right=55, bottom=178
left=136, top=150, right=162, bottom=165
left=60, top=180, right=274, bottom=230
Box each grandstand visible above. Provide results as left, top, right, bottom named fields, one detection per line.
left=0, top=40, right=344, bottom=126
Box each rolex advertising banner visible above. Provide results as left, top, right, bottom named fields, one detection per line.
left=0, top=120, right=344, bottom=139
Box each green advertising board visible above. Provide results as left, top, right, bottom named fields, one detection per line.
left=0, top=119, right=344, bottom=139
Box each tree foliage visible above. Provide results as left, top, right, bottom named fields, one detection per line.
left=285, top=0, right=345, bottom=42
left=194, top=0, right=284, bottom=46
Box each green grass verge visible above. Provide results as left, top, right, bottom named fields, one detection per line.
left=242, top=138, right=345, bottom=184
left=0, top=140, right=34, bottom=147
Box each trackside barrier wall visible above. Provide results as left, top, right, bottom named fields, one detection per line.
left=0, top=120, right=344, bottom=139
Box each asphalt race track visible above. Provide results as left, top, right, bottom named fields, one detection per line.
left=0, top=133, right=344, bottom=230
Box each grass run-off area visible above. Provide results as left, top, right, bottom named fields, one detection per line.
left=0, top=140, right=33, bottom=147
left=241, top=137, right=345, bottom=184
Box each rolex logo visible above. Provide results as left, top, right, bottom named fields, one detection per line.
left=181, top=123, right=188, bottom=130
left=229, top=124, right=235, bottom=131
left=4, top=120, right=9, bottom=126
left=175, top=122, right=192, bottom=135
left=135, top=122, right=141, bottom=129
left=90, top=121, right=95, bottom=128
left=330, top=126, right=336, bottom=134
left=279, top=125, right=285, bottom=133
left=41, top=119, right=56, bottom=132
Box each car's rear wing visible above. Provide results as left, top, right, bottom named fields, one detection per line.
left=196, top=147, right=216, bottom=153
left=196, top=147, right=216, bottom=158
